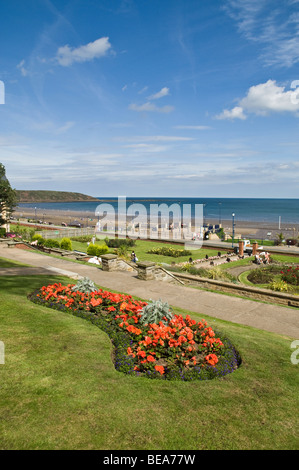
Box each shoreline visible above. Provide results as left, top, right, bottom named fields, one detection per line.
left=12, top=207, right=299, bottom=240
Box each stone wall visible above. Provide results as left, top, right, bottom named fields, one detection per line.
left=101, top=254, right=137, bottom=273
left=171, top=272, right=299, bottom=307
left=99, top=255, right=299, bottom=307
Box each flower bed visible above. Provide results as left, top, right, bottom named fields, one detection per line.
left=147, top=247, right=192, bottom=257
left=28, top=283, right=241, bottom=381
left=280, top=265, right=299, bottom=286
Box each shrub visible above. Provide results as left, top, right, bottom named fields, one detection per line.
left=87, top=243, right=98, bottom=256
left=247, top=267, right=274, bottom=284
left=217, top=227, right=225, bottom=240
left=280, top=265, right=299, bottom=286
left=32, top=233, right=43, bottom=242
left=105, top=237, right=135, bottom=248
left=0, top=228, right=6, bottom=237
left=31, top=234, right=46, bottom=246
left=116, top=244, right=129, bottom=258
left=72, top=277, right=97, bottom=293
left=44, top=238, right=60, bottom=248
left=269, top=279, right=289, bottom=292
left=13, top=226, right=35, bottom=241
left=139, top=299, right=174, bottom=326
left=179, top=264, right=236, bottom=282
left=60, top=237, right=72, bottom=251
left=147, top=247, right=192, bottom=257
left=96, top=244, right=109, bottom=256
left=70, top=235, right=93, bottom=242
left=207, top=267, right=237, bottom=283
left=87, top=243, right=108, bottom=257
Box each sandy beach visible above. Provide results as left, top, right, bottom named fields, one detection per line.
left=12, top=206, right=299, bottom=241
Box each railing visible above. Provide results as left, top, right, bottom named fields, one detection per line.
left=38, top=227, right=96, bottom=239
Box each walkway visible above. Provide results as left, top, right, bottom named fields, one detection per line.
left=0, top=244, right=298, bottom=338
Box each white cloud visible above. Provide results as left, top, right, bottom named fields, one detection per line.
left=56, top=37, right=112, bottom=66
left=17, top=59, right=29, bottom=76
left=129, top=102, right=174, bottom=113
left=147, top=87, right=170, bottom=100
left=123, top=143, right=168, bottom=153
left=138, top=86, right=148, bottom=94
left=216, top=80, right=299, bottom=120
left=239, top=80, right=299, bottom=114
left=56, top=121, right=75, bottom=134
left=174, top=125, right=211, bottom=130
left=215, top=106, right=247, bottom=121
left=129, top=86, right=173, bottom=113
left=115, top=135, right=193, bottom=142
left=225, top=0, right=299, bottom=67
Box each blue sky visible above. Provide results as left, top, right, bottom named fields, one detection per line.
left=1, top=0, right=299, bottom=198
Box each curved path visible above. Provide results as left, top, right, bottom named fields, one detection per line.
left=0, top=244, right=298, bottom=338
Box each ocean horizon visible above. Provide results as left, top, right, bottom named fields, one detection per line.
left=17, top=197, right=299, bottom=225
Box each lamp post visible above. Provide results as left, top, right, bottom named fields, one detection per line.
left=232, top=212, right=235, bottom=248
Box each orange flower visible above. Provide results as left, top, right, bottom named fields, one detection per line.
left=90, top=297, right=103, bottom=307
left=205, top=354, right=219, bottom=366
left=154, top=365, right=165, bottom=375
left=147, top=355, right=155, bottom=362
left=137, top=350, right=146, bottom=358
left=127, top=347, right=135, bottom=357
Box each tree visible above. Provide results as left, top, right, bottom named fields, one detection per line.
left=0, top=163, right=18, bottom=227
left=276, top=232, right=285, bottom=246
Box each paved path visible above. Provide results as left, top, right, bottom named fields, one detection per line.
left=0, top=244, right=298, bottom=338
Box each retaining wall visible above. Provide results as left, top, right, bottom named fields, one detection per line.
left=171, top=272, right=299, bottom=307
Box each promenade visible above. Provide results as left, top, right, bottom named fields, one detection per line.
left=0, top=243, right=298, bottom=339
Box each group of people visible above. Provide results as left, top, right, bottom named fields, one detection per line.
left=254, top=252, right=270, bottom=265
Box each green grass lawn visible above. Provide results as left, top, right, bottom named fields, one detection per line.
left=0, top=257, right=30, bottom=268
left=0, top=274, right=298, bottom=450
left=271, top=254, right=299, bottom=264
left=71, top=238, right=228, bottom=265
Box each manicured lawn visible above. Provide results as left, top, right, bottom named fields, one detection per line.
left=0, top=274, right=298, bottom=450
left=72, top=237, right=228, bottom=265
left=271, top=254, right=299, bottom=264
left=132, top=240, right=226, bottom=264
left=0, top=257, right=30, bottom=268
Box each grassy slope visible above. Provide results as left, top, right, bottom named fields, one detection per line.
left=0, top=257, right=30, bottom=268
left=0, top=274, right=298, bottom=450
left=17, top=190, right=98, bottom=203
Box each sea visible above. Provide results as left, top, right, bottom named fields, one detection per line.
left=17, top=197, right=299, bottom=226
